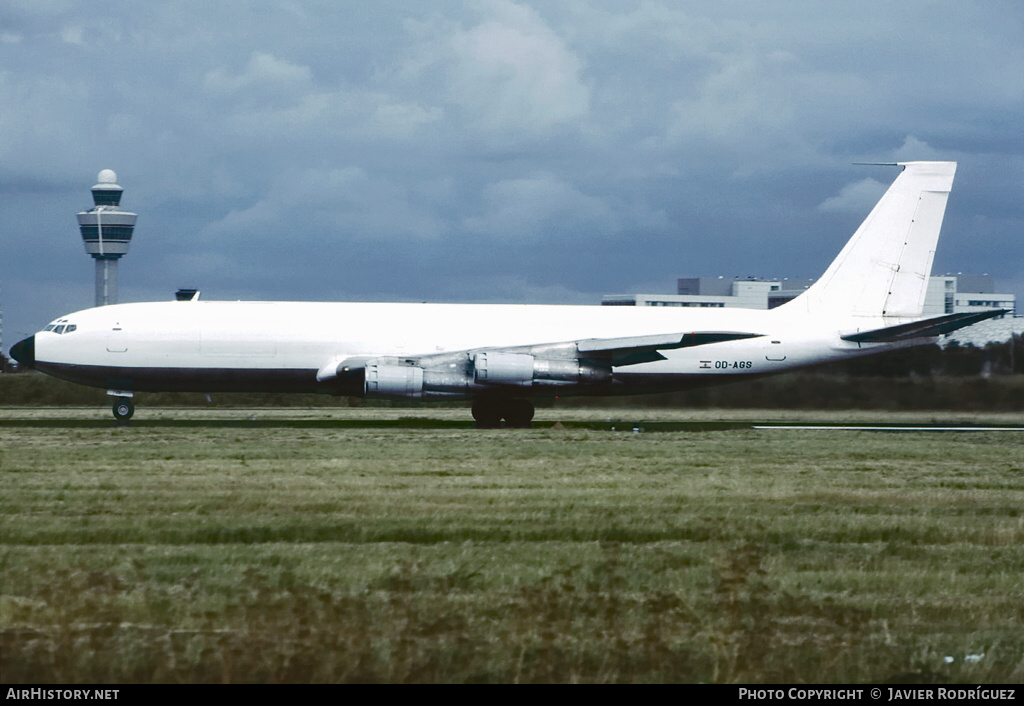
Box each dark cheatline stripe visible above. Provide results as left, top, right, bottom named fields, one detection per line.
left=33, top=361, right=323, bottom=394
left=30, top=362, right=767, bottom=398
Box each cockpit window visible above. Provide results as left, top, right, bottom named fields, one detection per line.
left=45, top=322, right=77, bottom=334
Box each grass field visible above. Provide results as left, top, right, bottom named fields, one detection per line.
left=2, top=407, right=1023, bottom=683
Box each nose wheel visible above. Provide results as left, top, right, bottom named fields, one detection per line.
left=112, top=398, right=135, bottom=421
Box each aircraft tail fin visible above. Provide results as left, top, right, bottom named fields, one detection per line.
left=785, top=162, right=957, bottom=318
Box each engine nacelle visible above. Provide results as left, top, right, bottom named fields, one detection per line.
left=337, top=352, right=611, bottom=400
left=473, top=352, right=534, bottom=386
left=473, top=351, right=611, bottom=386
left=364, top=363, right=423, bottom=398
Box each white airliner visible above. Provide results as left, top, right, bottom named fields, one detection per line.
left=10, top=161, right=1002, bottom=426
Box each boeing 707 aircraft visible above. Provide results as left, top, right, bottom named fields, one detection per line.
left=10, top=162, right=1003, bottom=426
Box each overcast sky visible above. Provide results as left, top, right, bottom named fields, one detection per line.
left=2, top=1, right=1023, bottom=352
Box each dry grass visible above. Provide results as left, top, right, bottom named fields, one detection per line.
left=2, top=408, right=1023, bottom=682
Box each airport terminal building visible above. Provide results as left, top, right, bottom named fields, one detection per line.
left=602, top=274, right=1016, bottom=316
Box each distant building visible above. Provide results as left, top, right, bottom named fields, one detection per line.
left=602, top=277, right=816, bottom=310
left=922, top=275, right=1016, bottom=316
left=943, top=316, right=1024, bottom=347
left=603, top=274, right=1016, bottom=316
left=925, top=275, right=1023, bottom=346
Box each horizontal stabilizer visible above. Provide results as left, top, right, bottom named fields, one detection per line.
left=578, top=331, right=763, bottom=366
left=840, top=310, right=1008, bottom=343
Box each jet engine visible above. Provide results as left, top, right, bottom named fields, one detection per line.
left=365, top=363, right=424, bottom=398
left=321, top=350, right=612, bottom=400
left=473, top=351, right=610, bottom=386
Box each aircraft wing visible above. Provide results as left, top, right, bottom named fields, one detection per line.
left=317, top=330, right=764, bottom=388
left=840, top=310, right=1008, bottom=343
left=575, top=331, right=764, bottom=366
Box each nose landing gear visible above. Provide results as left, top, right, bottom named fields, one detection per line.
left=112, top=398, right=135, bottom=421
left=108, top=390, right=135, bottom=422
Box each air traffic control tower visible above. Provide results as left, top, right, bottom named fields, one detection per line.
left=77, top=170, right=136, bottom=307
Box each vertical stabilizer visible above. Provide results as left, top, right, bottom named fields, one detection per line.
left=787, top=161, right=956, bottom=318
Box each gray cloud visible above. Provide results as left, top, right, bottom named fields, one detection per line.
left=818, top=178, right=888, bottom=214
left=2, top=1, right=1023, bottom=351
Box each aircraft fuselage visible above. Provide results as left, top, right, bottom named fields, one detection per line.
left=24, top=299, right=903, bottom=396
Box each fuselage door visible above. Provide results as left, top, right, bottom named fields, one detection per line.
left=106, top=324, right=128, bottom=353
left=764, top=339, right=787, bottom=362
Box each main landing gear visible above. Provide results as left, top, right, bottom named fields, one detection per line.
left=471, top=397, right=535, bottom=429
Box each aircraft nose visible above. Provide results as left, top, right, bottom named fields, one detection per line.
left=10, top=335, right=36, bottom=369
